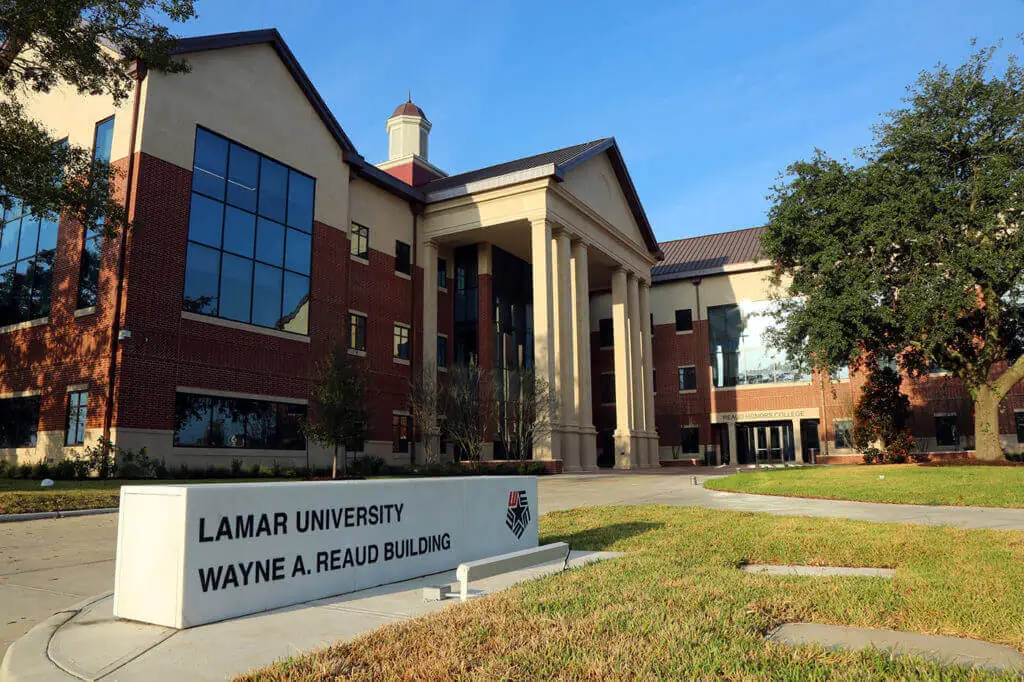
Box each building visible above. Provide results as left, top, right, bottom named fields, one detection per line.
left=2, top=29, right=1022, bottom=472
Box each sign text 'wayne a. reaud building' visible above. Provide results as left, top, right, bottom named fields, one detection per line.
left=112, top=478, right=538, bottom=628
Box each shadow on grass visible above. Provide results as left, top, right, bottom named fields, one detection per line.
left=545, top=521, right=664, bottom=551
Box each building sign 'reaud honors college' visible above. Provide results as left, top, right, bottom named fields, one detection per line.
left=112, top=478, right=539, bottom=628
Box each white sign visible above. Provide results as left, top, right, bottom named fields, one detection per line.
left=112, top=477, right=538, bottom=628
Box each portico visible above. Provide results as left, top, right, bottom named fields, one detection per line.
left=418, top=140, right=663, bottom=470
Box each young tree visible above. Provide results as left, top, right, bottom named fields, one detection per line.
left=442, top=362, right=494, bottom=462
left=1, top=1, right=197, bottom=236
left=853, top=363, right=912, bottom=455
left=409, top=363, right=442, bottom=465
left=305, top=344, right=370, bottom=478
left=763, top=43, right=1024, bottom=460
left=495, top=367, right=557, bottom=461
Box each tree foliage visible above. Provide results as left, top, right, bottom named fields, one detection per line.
left=304, top=344, right=370, bottom=478
left=1, top=0, right=197, bottom=235
left=409, top=363, right=442, bottom=465
left=495, top=367, right=557, bottom=461
left=763, top=42, right=1024, bottom=460
left=853, top=363, right=914, bottom=463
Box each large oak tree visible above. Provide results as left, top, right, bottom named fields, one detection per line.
left=1, top=0, right=196, bottom=235
left=763, top=43, right=1024, bottom=461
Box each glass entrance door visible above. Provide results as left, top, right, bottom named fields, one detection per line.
left=738, top=422, right=795, bottom=463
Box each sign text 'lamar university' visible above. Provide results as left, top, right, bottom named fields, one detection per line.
left=112, top=478, right=538, bottom=628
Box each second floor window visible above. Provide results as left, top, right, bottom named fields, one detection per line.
left=395, top=240, right=411, bottom=275
left=393, top=323, right=410, bottom=360
left=0, top=199, right=58, bottom=326
left=675, top=308, right=693, bottom=332
left=350, top=223, right=369, bottom=260
left=77, top=116, right=114, bottom=310
left=438, top=257, right=447, bottom=289
left=678, top=366, right=697, bottom=392
left=348, top=312, right=367, bottom=352
left=182, top=128, right=315, bottom=335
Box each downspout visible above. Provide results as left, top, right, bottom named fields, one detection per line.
left=102, top=59, right=146, bottom=444
left=691, top=277, right=704, bottom=460
left=409, top=206, right=421, bottom=466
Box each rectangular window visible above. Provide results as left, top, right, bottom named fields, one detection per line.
left=708, top=301, right=808, bottom=387
left=600, top=372, right=615, bottom=405
left=678, top=366, right=697, bottom=392
left=1016, top=412, right=1024, bottom=444
left=935, top=414, right=959, bottom=447
left=76, top=117, right=115, bottom=310
left=393, top=323, right=410, bottom=360
left=437, top=258, right=447, bottom=289
left=348, top=312, right=367, bottom=352
left=675, top=308, right=693, bottom=332
left=0, top=199, right=58, bottom=326
left=680, top=426, right=699, bottom=454
left=350, top=222, right=369, bottom=260
left=834, top=420, right=854, bottom=449
left=0, top=396, right=40, bottom=448
left=599, top=318, right=613, bottom=348
left=182, top=127, right=314, bottom=334
left=392, top=414, right=410, bottom=453
left=395, top=240, right=411, bottom=275
left=437, top=335, right=447, bottom=368
left=652, top=368, right=657, bottom=393
left=65, top=391, right=88, bottom=446
left=173, top=392, right=306, bottom=449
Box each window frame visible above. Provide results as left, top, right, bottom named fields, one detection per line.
left=0, top=395, right=40, bottom=448
left=599, top=371, right=615, bottom=405
left=833, top=419, right=855, bottom=449
left=392, top=413, right=410, bottom=453
left=76, top=116, right=116, bottom=310
left=64, top=390, right=88, bottom=446
left=437, top=333, right=448, bottom=369
left=350, top=222, right=369, bottom=261
left=395, top=240, right=411, bottom=276
left=393, top=322, right=411, bottom=361
left=598, top=318, right=613, bottom=349
left=172, top=391, right=307, bottom=450
left=182, top=126, right=316, bottom=335
left=437, top=257, right=448, bottom=290
left=680, top=425, right=700, bottom=454
left=348, top=311, right=367, bottom=353
left=678, top=365, right=697, bottom=393
left=934, top=414, right=960, bottom=447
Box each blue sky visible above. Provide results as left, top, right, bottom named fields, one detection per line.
left=176, top=0, right=1024, bottom=242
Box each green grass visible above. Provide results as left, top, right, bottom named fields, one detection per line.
left=0, top=478, right=270, bottom=514
left=704, top=465, right=1024, bottom=508
left=239, top=506, right=1024, bottom=681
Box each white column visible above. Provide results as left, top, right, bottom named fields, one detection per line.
left=627, top=273, right=644, bottom=467
left=727, top=421, right=738, bottom=466
left=793, top=419, right=804, bottom=464
left=421, top=241, right=439, bottom=464
left=571, top=240, right=597, bottom=470
left=639, top=279, right=658, bottom=468
left=530, top=218, right=560, bottom=463
left=553, top=230, right=580, bottom=471
left=611, top=267, right=635, bottom=468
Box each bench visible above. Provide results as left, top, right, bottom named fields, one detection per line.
left=456, top=542, right=570, bottom=601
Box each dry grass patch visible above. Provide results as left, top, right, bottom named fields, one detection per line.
left=239, top=506, right=1024, bottom=681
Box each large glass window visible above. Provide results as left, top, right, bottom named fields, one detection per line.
left=935, top=415, right=960, bottom=447
left=393, top=323, right=410, bottom=360
left=77, top=116, right=115, bottom=309
left=708, top=301, right=809, bottom=387
left=0, top=396, right=40, bottom=448
left=680, top=426, right=700, bottom=454
left=173, top=392, right=306, bottom=449
left=1016, top=412, right=1024, bottom=444
left=834, top=419, right=854, bottom=449
left=0, top=198, right=57, bottom=325
left=65, top=391, right=88, bottom=446
left=183, top=128, right=314, bottom=334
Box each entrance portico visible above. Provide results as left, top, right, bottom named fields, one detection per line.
left=419, top=140, right=662, bottom=470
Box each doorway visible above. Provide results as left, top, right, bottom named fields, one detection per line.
left=736, top=421, right=795, bottom=464
left=597, top=430, right=615, bottom=468
left=800, top=419, right=821, bottom=462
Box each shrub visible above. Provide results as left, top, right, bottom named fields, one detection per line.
left=911, top=451, right=932, bottom=463
left=249, top=462, right=262, bottom=477
left=1007, top=452, right=1024, bottom=463
left=230, top=458, right=243, bottom=476
left=349, top=455, right=386, bottom=476
left=270, top=460, right=284, bottom=477
left=862, top=448, right=882, bottom=464
left=17, top=463, right=32, bottom=478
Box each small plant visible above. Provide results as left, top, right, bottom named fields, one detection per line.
left=249, top=462, right=262, bottom=477
left=177, top=463, right=190, bottom=479
left=270, top=460, right=284, bottom=477
left=230, top=458, right=243, bottom=476
left=350, top=455, right=385, bottom=476
left=862, top=448, right=881, bottom=464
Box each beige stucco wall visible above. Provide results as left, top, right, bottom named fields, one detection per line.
left=561, top=152, right=647, bottom=254
left=139, top=43, right=350, bottom=230
left=350, top=177, right=415, bottom=258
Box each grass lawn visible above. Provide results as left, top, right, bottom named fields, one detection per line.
left=239, top=506, right=1024, bottom=681
left=704, top=464, right=1024, bottom=508
left=0, top=478, right=270, bottom=515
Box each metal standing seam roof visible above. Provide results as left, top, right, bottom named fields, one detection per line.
left=652, top=226, right=766, bottom=282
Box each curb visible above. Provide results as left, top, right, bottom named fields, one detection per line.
left=0, top=593, right=111, bottom=682
left=0, top=508, right=118, bottom=524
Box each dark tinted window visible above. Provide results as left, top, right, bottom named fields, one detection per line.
left=599, top=318, right=613, bottom=347
left=392, top=414, right=410, bottom=453
left=393, top=323, right=410, bottom=359
left=349, top=313, right=367, bottom=351
left=437, top=335, right=447, bottom=367
left=681, top=426, right=699, bottom=454
left=675, top=308, right=693, bottom=332
left=173, top=392, right=306, bottom=449
left=350, top=223, right=369, bottom=260
left=183, top=129, right=314, bottom=334
left=438, top=258, right=447, bottom=289
left=1016, top=412, right=1024, bottom=444
left=0, top=396, right=40, bottom=448
left=77, top=117, right=115, bottom=309
left=600, top=373, right=615, bottom=404
left=395, top=240, right=411, bottom=275
left=935, top=415, right=959, bottom=446
left=678, top=366, right=697, bottom=391
left=0, top=201, right=56, bottom=325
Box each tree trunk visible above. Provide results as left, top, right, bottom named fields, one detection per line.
left=973, top=384, right=1003, bottom=461
left=332, top=444, right=338, bottom=479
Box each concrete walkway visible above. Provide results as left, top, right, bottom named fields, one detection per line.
left=5, top=471, right=1024, bottom=664
left=1, top=551, right=619, bottom=682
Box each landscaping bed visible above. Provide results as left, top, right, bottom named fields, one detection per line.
left=704, top=464, right=1024, bottom=508
left=238, top=506, right=1024, bottom=680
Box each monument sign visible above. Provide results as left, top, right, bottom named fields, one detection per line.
left=113, top=477, right=538, bottom=628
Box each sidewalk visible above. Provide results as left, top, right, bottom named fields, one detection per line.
left=0, top=550, right=620, bottom=682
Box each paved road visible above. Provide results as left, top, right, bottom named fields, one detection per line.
left=5, top=470, right=1024, bottom=658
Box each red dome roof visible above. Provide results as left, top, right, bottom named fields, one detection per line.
left=391, top=99, right=427, bottom=119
